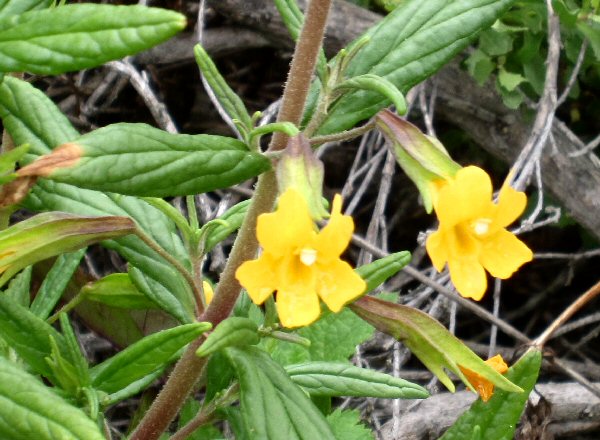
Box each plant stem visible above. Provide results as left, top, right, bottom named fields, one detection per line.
left=309, top=120, right=375, bottom=146
left=129, top=1, right=332, bottom=438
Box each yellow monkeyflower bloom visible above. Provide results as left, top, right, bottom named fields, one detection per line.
left=459, top=354, right=509, bottom=402
left=426, top=166, right=533, bottom=300
left=235, top=189, right=366, bottom=328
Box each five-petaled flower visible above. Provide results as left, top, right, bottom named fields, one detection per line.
left=235, top=188, right=366, bottom=328
left=426, top=166, right=533, bottom=300
left=459, top=354, right=509, bottom=402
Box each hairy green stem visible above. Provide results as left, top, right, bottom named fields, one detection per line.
left=309, top=120, right=376, bottom=146
left=128, top=1, right=332, bottom=438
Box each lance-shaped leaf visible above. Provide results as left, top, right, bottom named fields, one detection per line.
left=0, top=212, right=135, bottom=287
left=0, top=358, right=105, bottom=440
left=351, top=296, right=522, bottom=394
left=285, top=361, right=428, bottom=399
left=441, top=349, right=542, bottom=439
left=82, top=272, right=158, bottom=310
left=194, top=44, right=253, bottom=136
left=196, top=317, right=260, bottom=357
left=0, top=294, right=68, bottom=381
left=14, top=123, right=271, bottom=198
left=30, top=248, right=87, bottom=319
left=312, top=0, right=515, bottom=134
left=225, top=346, right=336, bottom=440
left=90, top=322, right=211, bottom=395
left=355, top=250, right=411, bottom=292
left=334, top=74, right=407, bottom=115
left=0, top=0, right=52, bottom=20
left=0, top=4, right=186, bottom=75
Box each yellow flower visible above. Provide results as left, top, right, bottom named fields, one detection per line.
left=235, top=188, right=366, bottom=328
left=203, top=281, right=214, bottom=304
left=426, top=166, right=533, bottom=300
left=459, top=354, right=509, bottom=402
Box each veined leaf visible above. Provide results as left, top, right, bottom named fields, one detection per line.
left=0, top=212, right=135, bottom=287
left=313, top=0, right=516, bottom=134
left=0, top=4, right=186, bottom=74
left=225, top=346, right=336, bottom=440
left=440, top=349, right=542, bottom=439
left=268, top=308, right=374, bottom=366
left=351, top=296, right=522, bottom=394
left=0, top=76, right=195, bottom=324
left=327, top=409, right=374, bottom=440
left=285, top=361, right=428, bottom=399
left=90, top=322, right=211, bottom=394
left=17, top=123, right=271, bottom=197
left=0, top=358, right=105, bottom=440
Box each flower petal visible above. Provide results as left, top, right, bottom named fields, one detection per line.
left=448, top=257, right=488, bottom=300
left=426, top=230, right=448, bottom=272
left=435, top=166, right=493, bottom=227
left=257, top=189, right=315, bottom=256
left=316, top=259, right=366, bottom=312
left=314, top=194, right=354, bottom=261
left=235, top=254, right=278, bottom=304
left=276, top=286, right=321, bottom=328
left=480, top=229, right=533, bottom=279
left=494, top=182, right=527, bottom=228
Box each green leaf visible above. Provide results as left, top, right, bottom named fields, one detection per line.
left=478, top=28, right=513, bottom=56
left=194, top=44, right=253, bottom=135
left=313, top=0, right=516, bottom=135
left=205, top=351, right=236, bottom=402
left=326, top=409, right=374, bottom=440
left=0, top=212, right=135, bottom=287
left=0, top=4, right=186, bottom=74
left=90, top=322, right=211, bottom=394
left=268, top=308, right=374, bottom=366
left=32, top=123, right=271, bottom=197
left=351, top=296, right=522, bottom=394
left=497, top=69, right=526, bottom=92
left=225, top=346, right=336, bottom=440
left=58, top=313, right=90, bottom=388
left=335, top=74, right=407, bottom=115
left=0, top=294, right=68, bottom=381
left=196, top=317, right=260, bottom=357
left=82, top=272, right=158, bottom=310
left=0, top=357, right=105, bottom=440
left=30, top=248, right=87, bottom=319
left=0, top=0, right=52, bottom=19
left=4, top=265, right=31, bottom=307
left=355, top=250, right=411, bottom=292
left=465, top=49, right=495, bottom=85
left=0, top=76, right=195, bottom=324
left=285, top=361, right=428, bottom=398
left=440, top=349, right=542, bottom=439
left=204, top=200, right=250, bottom=252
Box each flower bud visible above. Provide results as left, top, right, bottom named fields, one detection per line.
left=376, top=109, right=461, bottom=212
left=276, top=134, right=329, bottom=221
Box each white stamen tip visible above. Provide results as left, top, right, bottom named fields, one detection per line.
left=472, top=218, right=491, bottom=236
left=300, top=248, right=317, bottom=266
